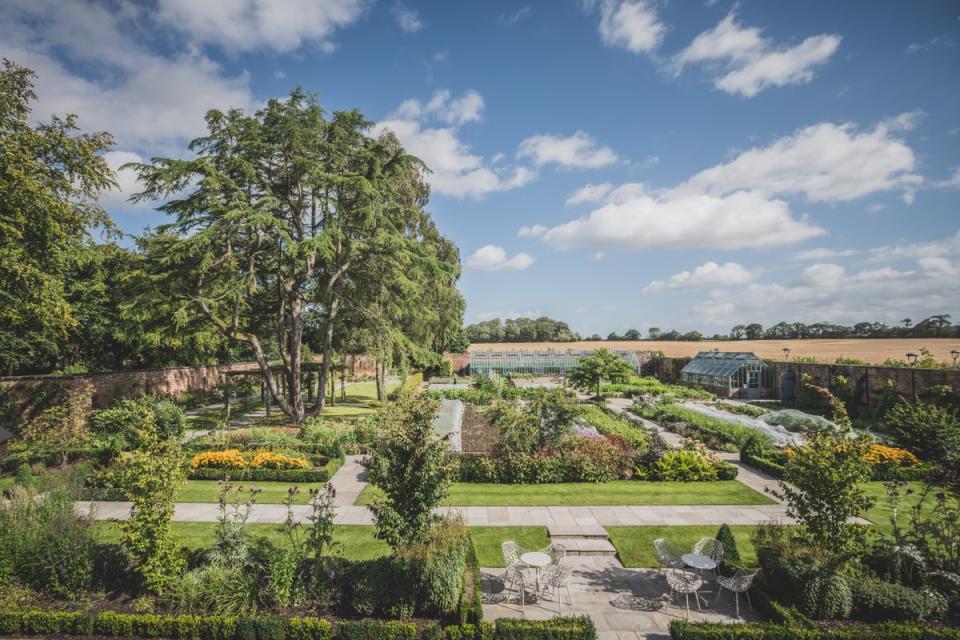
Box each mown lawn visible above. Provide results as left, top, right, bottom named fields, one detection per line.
left=862, top=480, right=958, bottom=538
left=607, top=525, right=758, bottom=568
left=357, top=480, right=775, bottom=506
left=93, top=522, right=389, bottom=561
left=91, top=522, right=545, bottom=568
left=171, top=459, right=344, bottom=504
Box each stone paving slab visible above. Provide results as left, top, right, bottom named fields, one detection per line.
left=481, top=558, right=759, bottom=639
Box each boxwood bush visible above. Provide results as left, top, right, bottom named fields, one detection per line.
left=669, top=620, right=960, bottom=639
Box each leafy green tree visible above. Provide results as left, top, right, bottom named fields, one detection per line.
left=130, top=90, right=460, bottom=423
left=883, top=401, right=959, bottom=475
left=566, top=348, right=634, bottom=398
left=771, top=431, right=874, bottom=554
left=113, top=436, right=186, bottom=594
left=365, top=395, right=456, bottom=550
left=0, top=60, right=116, bottom=374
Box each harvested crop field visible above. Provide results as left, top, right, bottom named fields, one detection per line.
left=468, top=338, right=960, bottom=366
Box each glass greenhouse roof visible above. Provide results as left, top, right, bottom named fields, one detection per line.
left=470, top=349, right=641, bottom=375
left=681, top=352, right=766, bottom=378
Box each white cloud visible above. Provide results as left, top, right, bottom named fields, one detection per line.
left=376, top=90, right=535, bottom=199
left=644, top=261, right=756, bottom=293
left=542, top=189, right=824, bottom=251
left=1, top=1, right=256, bottom=152
left=867, top=231, right=960, bottom=263
left=392, top=89, right=485, bottom=125
left=517, top=131, right=618, bottom=169
left=905, top=35, right=954, bottom=54
left=592, top=251, right=607, bottom=261
left=790, top=247, right=861, bottom=261
left=682, top=119, right=921, bottom=203
left=391, top=2, right=424, bottom=33
left=673, top=13, right=840, bottom=97
left=935, top=168, right=960, bottom=189
left=465, top=246, right=535, bottom=272
left=518, top=225, right=547, bottom=238
left=155, top=0, right=370, bottom=53
left=595, top=0, right=666, bottom=54
left=566, top=182, right=614, bottom=206
left=499, top=5, right=532, bottom=26
left=694, top=257, right=960, bottom=327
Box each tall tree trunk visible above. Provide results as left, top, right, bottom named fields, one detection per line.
left=375, top=360, right=383, bottom=401
left=308, top=298, right=339, bottom=416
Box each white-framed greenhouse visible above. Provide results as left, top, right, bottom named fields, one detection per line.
left=680, top=351, right=772, bottom=399
left=470, top=349, right=641, bottom=377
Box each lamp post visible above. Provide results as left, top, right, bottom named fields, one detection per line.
left=952, top=349, right=959, bottom=369
left=906, top=352, right=918, bottom=399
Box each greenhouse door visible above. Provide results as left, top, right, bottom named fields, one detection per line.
left=746, top=371, right=761, bottom=399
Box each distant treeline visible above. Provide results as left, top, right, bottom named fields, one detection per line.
left=467, top=314, right=959, bottom=344
left=464, top=317, right=580, bottom=343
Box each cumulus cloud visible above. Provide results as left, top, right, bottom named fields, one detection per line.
left=644, top=261, right=756, bottom=293
left=517, top=131, right=618, bottom=169
left=790, top=247, right=861, bottom=261
left=391, top=2, right=423, bottom=33
left=566, top=183, right=615, bottom=206
left=518, top=225, right=547, bottom=238
left=376, top=90, right=535, bottom=199
left=98, top=151, right=154, bottom=211
left=673, top=13, right=840, bottom=97
left=465, top=245, right=535, bottom=271
left=0, top=0, right=256, bottom=153
left=592, top=0, right=666, bottom=54
left=866, top=231, right=960, bottom=263
left=155, top=0, right=370, bottom=53
left=473, top=309, right=543, bottom=321
left=540, top=188, right=824, bottom=251
left=694, top=257, right=960, bottom=327
left=682, top=119, right=921, bottom=203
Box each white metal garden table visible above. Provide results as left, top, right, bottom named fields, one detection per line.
left=520, top=551, right=551, bottom=593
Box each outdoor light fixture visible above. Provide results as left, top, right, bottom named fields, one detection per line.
left=952, top=349, right=959, bottom=368
left=906, top=352, right=918, bottom=365
left=783, top=347, right=790, bottom=361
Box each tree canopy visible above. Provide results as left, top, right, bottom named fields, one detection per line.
left=566, top=348, right=634, bottom=398
left=130, top=89, right=463, bottom=422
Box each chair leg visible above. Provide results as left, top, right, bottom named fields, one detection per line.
left=746, top=590, right=753, bottom=611
left=695, top=591, right=702, bottom=611
left=734, top=592, right=740, bottom=619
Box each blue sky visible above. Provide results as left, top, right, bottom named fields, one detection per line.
left=4, top=0, right=959, bottom=336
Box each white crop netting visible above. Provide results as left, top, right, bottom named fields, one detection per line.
left=679, top=401, right=803, bottom=446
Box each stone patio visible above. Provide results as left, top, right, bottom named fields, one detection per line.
left=480, top=557, right=759, bottom=640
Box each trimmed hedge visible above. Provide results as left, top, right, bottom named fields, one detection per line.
left=1, top=445, right=115, bottom=472
left=494, top=617, right=596, bottom=640
left=458, top=537, right=484, bottom=624
left=0, top=612, right=595, bottom=640
left=740, top=448, right=786, bottom=479
left=669, top=620, right=960, bottom=639
left=187, top=457, right=340, bottom=482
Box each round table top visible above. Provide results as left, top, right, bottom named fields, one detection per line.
left=520, top=551, right=551, bottom=567
left=682, top=553, right=716, bottom=570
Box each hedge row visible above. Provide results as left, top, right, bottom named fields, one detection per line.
left=669, top=620, right=960, bottom=639
left=0, top=611, right=594, bottom=640
left=184, top=441, right=333, bottom=455
left=1, top=446, right=114, bottom=472
left=457, top=537, right=484, bottom=624
left=187, top=465, right=335, bottom=483
left=740, top=449, right=785, bottom=479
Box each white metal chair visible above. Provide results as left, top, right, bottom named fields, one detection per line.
left=716, top=569, right=756, bottom=618
left=692, top=537, right=724, bottom=578
left=539, top=542, right=567, bottom=566
left=654, top=538, right=685, bottom=575
left=502, top=562, right=528, bottom=612
left=540, top=564, right=573, bottom=614
left=666, top=569, right=705, bottom=617
left=501, top=540, right=524, bottom=567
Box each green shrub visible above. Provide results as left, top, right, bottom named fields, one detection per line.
left=388, top=372, right=424, bottom=400
left=424, top=623, right=494, bottom=640
left=715, top=524, right=740, bottom=569
left=850, top=574, right=948, bottom=622
left=668, top=619, right=960, bottom=639
left=13, top=464, right=34, bottom=488
left=799, top=572, right=852, bottom=620
left=335, top=620, right=417, bottom=640
left=740, top=447, right=786, bottom=478
left=494, top=616, right=596, bottom=640
left=90, top=396, right=185, bottom=449
left=882, top=402, right=960, bottom=472
left=651, top=448, right=718, bottom=481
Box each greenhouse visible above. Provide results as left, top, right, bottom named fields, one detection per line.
left=680, top=351, right=771, bottom=399
left=469, top=349, right=641, bottom=376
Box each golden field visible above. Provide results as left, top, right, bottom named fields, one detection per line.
left=468, top=338, right=960, bottom=366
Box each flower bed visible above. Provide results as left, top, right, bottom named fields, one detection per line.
left=190, top=449, right=310, bottom=471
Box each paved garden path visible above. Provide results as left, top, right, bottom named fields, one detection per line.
left=77, top=455, right=796, bottom=526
